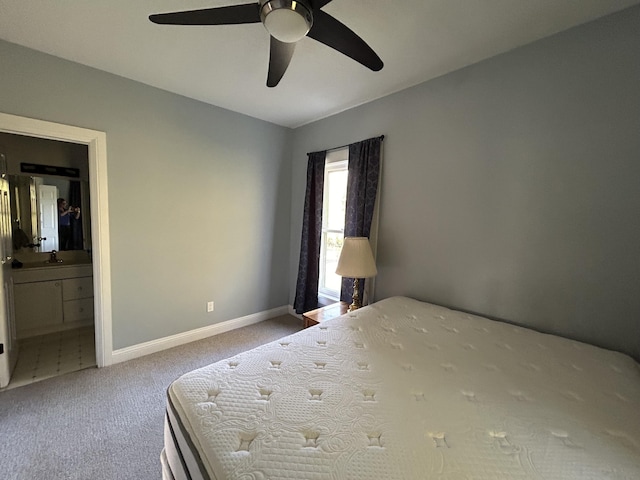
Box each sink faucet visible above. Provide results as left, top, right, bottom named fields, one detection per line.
left=48, top=250, right=62, bottom=263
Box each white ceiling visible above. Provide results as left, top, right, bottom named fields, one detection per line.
left=1, top=0, right=638, bottom=128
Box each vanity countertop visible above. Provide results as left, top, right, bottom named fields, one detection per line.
left=12, top=263, right=93, bottom=284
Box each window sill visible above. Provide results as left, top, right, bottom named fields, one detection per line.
left=318, top=292, right=339, bottom=307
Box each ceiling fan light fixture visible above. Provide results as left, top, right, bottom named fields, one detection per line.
left=260, top=0, right=313, bottom=43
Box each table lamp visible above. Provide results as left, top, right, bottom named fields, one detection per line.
left=335, top=237, right=377, bottom=312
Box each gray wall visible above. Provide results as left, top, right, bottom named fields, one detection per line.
left=289, top=6, right=640, bottom=360
left=0, top=40, right=293, bottom=350
left=2, top=6, right=639, bottom=359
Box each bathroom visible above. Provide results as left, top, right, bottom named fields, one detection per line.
left=0, top=132, right=95, bottom=389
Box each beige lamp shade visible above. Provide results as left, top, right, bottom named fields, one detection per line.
left=335, top=237, right=378, bottom=278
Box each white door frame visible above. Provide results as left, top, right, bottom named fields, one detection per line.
left=0, top=112, right=113, bottom=367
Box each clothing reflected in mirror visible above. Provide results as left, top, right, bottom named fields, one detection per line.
left=57, top=198, right=80, bottom=251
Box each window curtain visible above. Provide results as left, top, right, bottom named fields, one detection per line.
left=340, top=136, right=383, bottom=304
left=293, top=151, right=327, bottom=314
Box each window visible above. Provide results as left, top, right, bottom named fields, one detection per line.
left=318, top=149, right=348, bottom=300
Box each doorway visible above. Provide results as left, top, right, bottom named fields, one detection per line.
left=0, top=112, right=112, bottom=389
left=2, top=133, right=94, bottom=388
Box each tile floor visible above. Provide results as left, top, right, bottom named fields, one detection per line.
left=3, top=326, right=96, bottom=390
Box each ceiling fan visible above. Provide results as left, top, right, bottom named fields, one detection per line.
left=149, top=0, right=384, bottom=87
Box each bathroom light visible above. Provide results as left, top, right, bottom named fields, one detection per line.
left=260, top=0, right=313, bottom=44
left=336, top=237, right=377, bottom=311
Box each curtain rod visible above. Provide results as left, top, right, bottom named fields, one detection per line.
left=307, top=135, right=384, bottom=156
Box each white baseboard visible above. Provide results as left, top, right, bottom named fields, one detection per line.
left=288, top=305, right=302, bottom=319
left=111, top=305, right=289, bottom=365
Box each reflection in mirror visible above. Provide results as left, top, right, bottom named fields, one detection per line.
left=9, top=175, right=91, bottom=253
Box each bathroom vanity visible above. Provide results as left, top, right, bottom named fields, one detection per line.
left=13, top=263, right=94, bottom=339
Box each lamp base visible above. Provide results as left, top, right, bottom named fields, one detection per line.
left=347, top=278, right=362, bottom=312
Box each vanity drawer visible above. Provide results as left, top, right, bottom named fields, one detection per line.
left=62, top=276, right=93, bottom=301
left=63, top=298, right=94, bottom=322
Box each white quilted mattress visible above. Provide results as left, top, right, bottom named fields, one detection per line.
left=167, top=296, right=640, bottom=479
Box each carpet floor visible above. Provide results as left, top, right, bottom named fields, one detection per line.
left=0, top=314, right=302, bottom=480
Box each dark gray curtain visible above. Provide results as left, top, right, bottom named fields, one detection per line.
left=294, top=151, right=327, bottom=314
left=340, top=136, right=383, bottom=303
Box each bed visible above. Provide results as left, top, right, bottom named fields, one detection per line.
left=161, top=296, right=640, bottom=479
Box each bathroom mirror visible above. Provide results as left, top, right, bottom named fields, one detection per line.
left=9, top=175, right=91, bottom=253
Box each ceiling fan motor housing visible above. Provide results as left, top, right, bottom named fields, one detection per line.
left=260, top=0, right=313, bottom=43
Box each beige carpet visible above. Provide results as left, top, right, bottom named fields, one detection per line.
left=0, top=314, right=302, bottom=480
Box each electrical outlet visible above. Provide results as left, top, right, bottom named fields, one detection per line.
left=207, top=301, right=215, bottom=313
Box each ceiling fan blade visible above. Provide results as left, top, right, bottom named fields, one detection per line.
left=149, top=3, right=260, bottom=26
left=267, top=37, right=296, bottom=87
left=307, top=10, right=383, bottom=71
left=310, top=0, right=334, bottom=9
